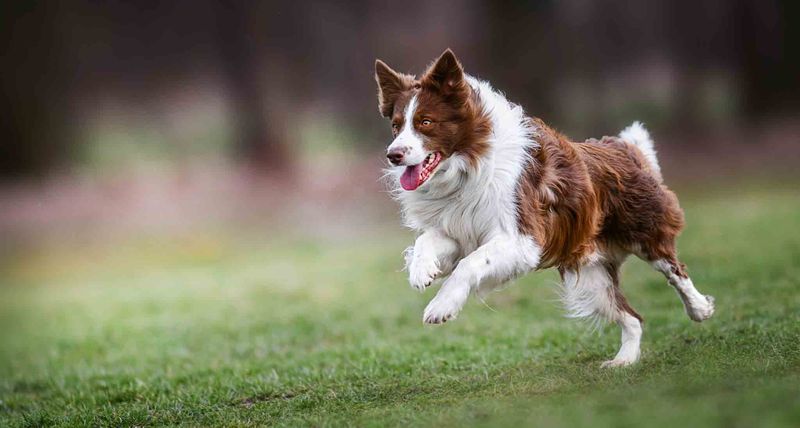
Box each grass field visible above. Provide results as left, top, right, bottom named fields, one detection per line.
left=1, top=184, right=799, bottom=427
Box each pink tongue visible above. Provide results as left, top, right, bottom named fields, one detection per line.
left=400, top=164, right=423, bottom=190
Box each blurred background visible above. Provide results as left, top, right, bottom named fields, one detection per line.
left=1, top=0, right=798, bottom=259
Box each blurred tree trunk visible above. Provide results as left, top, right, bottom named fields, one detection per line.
left=737, top=0, right=798, bottom=119
left=0, top=2, right=69, bottom=178
left=213, top=1, right=291, bottom=174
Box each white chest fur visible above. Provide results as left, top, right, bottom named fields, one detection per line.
left=393, top=76, right=537, bottom=253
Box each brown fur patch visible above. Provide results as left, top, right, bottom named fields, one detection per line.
left=516, top=119, right=685, bottom=271
left=516, top=119, right=600, bottom=269
left=574, top=136, right=685, bottom=263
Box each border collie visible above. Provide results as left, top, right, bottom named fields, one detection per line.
left=374, top=49, right=715, bottom=367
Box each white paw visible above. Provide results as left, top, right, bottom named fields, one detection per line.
left=409, top=257, right=440, bottom=291
left=600, top=358, right=638, bottom=368
left=601, top=345, right=640, bottom=368
left=686, top=294, right=715, bottom=322
left=423, top=293, right=464, bottom=324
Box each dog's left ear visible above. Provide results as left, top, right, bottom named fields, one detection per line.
left=422, top=49, right=466, bottom=95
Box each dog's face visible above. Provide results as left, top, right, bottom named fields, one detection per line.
left=375, top=49, right=489, bottom=191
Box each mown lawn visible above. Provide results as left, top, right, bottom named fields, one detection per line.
left=1, top=184, right=799, bottom=427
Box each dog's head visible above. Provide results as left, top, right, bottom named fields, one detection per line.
left=375, top=49, right=489, bottom=191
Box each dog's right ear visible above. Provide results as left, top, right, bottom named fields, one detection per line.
left=375, top=59, right=415, bottom=118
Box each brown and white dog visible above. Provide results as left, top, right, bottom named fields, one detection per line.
left=375, top=49, right=715, bottom=367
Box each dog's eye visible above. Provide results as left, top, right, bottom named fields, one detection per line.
left=421, top=119, right=432, bottom=126
left=391, top=123, right=400, bottom=131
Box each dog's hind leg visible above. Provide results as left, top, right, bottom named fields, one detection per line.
left=648, top=253, right=715, bottom=322
left=561, top=255, right=643, bottom=368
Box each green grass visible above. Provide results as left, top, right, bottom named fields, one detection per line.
left=1, top=185, right=799, bottom=427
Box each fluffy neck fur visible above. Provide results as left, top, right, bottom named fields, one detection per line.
left=387, top=76, right=537, bottom=251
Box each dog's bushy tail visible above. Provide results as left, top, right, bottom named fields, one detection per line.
left=620, top=121, right=662, bottom=182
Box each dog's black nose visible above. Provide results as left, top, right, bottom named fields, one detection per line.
left=387, top=148, right=405, bottom=165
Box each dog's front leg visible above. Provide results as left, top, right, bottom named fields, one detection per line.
left=423, top=235, right=540, bottom=324
left=406, top=229, right=460, bottom=291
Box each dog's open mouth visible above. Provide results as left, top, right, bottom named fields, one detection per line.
left=400, top=152, right=442, bottom=191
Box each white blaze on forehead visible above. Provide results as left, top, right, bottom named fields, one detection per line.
left=402, top=94, right=418, bottom=134
left=388, top=94, right=426, bottom=165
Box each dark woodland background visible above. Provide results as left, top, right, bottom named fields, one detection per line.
left=1, top=0, right=798, bottom=248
